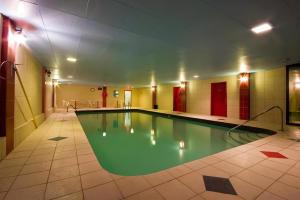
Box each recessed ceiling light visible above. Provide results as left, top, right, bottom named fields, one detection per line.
left=67, top=75, right=73, bottom=79
left=193, top=75, right=199, bottom=78
left=67, top=57, right=77, bottom=62
left=251, top=23, right=273, bottom=34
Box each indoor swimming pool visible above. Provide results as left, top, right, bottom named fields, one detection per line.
left=77, top=110, right=272, bottom=176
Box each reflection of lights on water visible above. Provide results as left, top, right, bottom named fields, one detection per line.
left=102, top=132, right=106, bottom=137
left=179, top=149, right=183, bottom=158
left=151, top=139, right=156, bottom=145
left=130, top=128, right=134, bottom=134
left=151, top=129, right=154, bottom=135
left=179, top=141, right=185, bottom=149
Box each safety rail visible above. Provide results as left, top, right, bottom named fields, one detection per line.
left=227, top=106, right=284, bottom=135
left=64, top=100, right=101, bottom=112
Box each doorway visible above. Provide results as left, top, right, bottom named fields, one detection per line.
left=124, top=90, right=132, bottom=108
left=211, top=82, right=227, bottom=117
left=173, top=87, right=186, bottom=112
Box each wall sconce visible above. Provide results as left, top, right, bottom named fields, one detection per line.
left=179, top=140, right=185, bottom=149
left=130, top=128, right=134, bottom=134
left=151, top=86, right=156, bottom=92
left=239, top=73, right=249, bottom=83
left=295, top=82, right=300, bottom=89
left=180, top=82, right=186, bottom=88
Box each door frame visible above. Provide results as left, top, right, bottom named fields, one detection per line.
left=124, top=89, right=132, bottom=107
left=211, top=82, right=227, bottom=117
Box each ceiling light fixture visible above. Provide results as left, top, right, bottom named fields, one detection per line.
left=251, top=23, right=273, bottom=34
left=67, top=57, right=77, bottom=62
left=193, top=75, right=199, bottom=78
left=67, top=75, right=73, bottom=79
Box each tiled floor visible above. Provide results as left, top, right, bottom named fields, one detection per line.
left=0, top=112, right=300, bottom=200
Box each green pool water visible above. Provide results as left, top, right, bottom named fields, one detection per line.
left=77, top=111, right=270, bottom=176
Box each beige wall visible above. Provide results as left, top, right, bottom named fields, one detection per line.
left=250, top=67, right=286, bottom=126
left=45, top=75, right=54, bottom=117
left=133, top=67, right=285, bottom=126
left=187, top=75, right=240, bottom=118
left=14, top=45, right=45, bottom=147
left=157, top=84, right=174, bottom=111
left=56, top=84, right=139, bottom=109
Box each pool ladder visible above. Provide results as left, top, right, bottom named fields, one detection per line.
left=227, top=106, right=284, bottom=135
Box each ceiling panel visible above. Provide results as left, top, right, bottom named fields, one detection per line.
left=0, top=0, right=300, bottom=86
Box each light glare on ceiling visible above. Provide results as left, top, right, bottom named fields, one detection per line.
left=251, top=23, right=273, bottom=34
left=67, top=57, right=77, bottom=62
left=67, top=75, right=73, bottom=79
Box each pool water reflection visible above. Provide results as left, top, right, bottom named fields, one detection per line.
left=77, top=111, right=269, bottom=176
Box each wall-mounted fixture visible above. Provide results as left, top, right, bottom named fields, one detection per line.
left=251, top=23, right=273, bottom=34
left=239, top=73, right=249, bottom=83
left=66, top=57, right=77, bottom=63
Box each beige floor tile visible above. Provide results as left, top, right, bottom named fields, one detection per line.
left=11, top=171, right=48, bottom=190
left=155, top=179, right=195, bottom=200
left=31, top=147, right=55, bottom=156
left=236, top=169, right=275, bottom=189
left=213, top=149, right=241, bottom=160
left=230, top=177, right=263, bottom=200
left=144, top=170, right=173, bottom=186
left=213, top=161, right=243, bottom=176
left=26, top=154, right=54, bottom=164
left=268, top=157, right=297, bottom=166
left=256, top=144, right=283, bottom=152
left=125, top=188, right=164, bottom=200
left=78, top=161, right=101, bottom=175
left=20, top=161, right=51, bottom=175
left=49, top=165, right=79, bottom=182
left=5, top=151, right=32, bottom=160
left=248, top=164, right=283, bottom=180
left=110, top=173, right=125, bottom=181
left=200, top=156, right=221, bottom=164
left=189, top=195, right=205, bottom=200
left=278, top=174, right=300, bottom=189
left=54, top=150, right=77, bottom=160
left=167, top=165, right=192, bottom=178
left=0, top=158, right=27, bottom=169
left=256, top=191, right=284, bottom=200
left=259, top=159, right=291, bottom=172
left=287, top=166, right=300, bottom=177
left=83, top=182, right=122, bottom=200
left=0, top=166, right=22, bottom=178
left=280, top=149, right=300, bottom=160
left=268, top=182, right=300, bottom=200
left=115, top=176, right=151, bottom=197
left=0, top=192, right=6, bottom=200
left=178, top=171, right=205, bottom=194
left=184, top=159, right=208, bottom=171
left=5, top=184, right=46, bottom=200
left=81, top=170, right=112, bottom=189
left=52, top=157, right=78, bottom=169
left=45, top=176, right=82, bottom=199
left=56, top=145, right=76, bottom=153
left=77, top=154, right=96, bottom=164
left=54, top=191, right=83, bottom=200
left=76, top=148, right=93, bottom=156
left=196, top=166, right=230, bottom=178
left=201, top=191, right=243, bottom=200
left=226, top=153, right=263, bottom=168
left=0, top=177, right=15, bottom=192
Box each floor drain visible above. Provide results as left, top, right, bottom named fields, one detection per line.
left=48, top=136, right=67, bottom=141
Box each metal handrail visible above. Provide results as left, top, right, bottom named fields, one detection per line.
left=227, top=106, right=284, bottom=134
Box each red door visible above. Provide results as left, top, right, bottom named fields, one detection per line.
left=173, top=87, right=180, bottom=111
left=211, top=82, right=227, bottom=117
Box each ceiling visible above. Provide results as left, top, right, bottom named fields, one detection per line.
left=0, top=0, right=300, bottom=86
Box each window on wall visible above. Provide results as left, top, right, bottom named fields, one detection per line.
left=287, top=63, right=300, bottom=125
